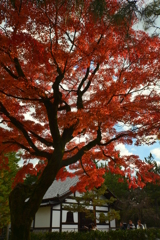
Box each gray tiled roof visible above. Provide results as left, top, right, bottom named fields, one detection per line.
left=43, top=176, right=79, bottom=200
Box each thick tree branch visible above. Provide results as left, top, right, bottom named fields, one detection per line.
left=61, top=120, right=79, bottom=148
left=43, top=99, right=61, bottom=147
left=0, top=90, right=43, bottom=102
left=29, top=130, right=54, bottom=148
left=1, top=57, right=26, bottom=79
left=78, top=67, right=90, bottom=92
left=1, top=63, right=18, bottom=79
left=42, top=67, right=64, bottom=147
left=77, top=64, right=99, bottom=109
left=77, top=67, right=90, bottom=109
left=99, top=133, right=130, bottom=146
left=13, top=58, right=26, bottom=78
left=61, top=127, right=101, bottom=167
left=0, top=103, right=43, bottom=154
left=2, top=140, right=51, bottom=159
left=24, top=148, right=63, bottom=217
left=58, top=100, right=71, bottom=112
left=64, top=146, right=79, bottom=154
left=82, top=63, right=99, bottom=95
left=52, top=74, right=64, bottom=104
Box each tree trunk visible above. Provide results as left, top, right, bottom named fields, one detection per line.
left=10, top=221, right=31, bottom=240
left=9, top=151, right=63, bottom=240
left=9, top=183, right=37, bottom=240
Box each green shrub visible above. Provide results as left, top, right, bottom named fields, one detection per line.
left=30, top=229, right=160, bottom=240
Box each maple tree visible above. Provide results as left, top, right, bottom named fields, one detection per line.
left=0, top=0, right=160, bottom=240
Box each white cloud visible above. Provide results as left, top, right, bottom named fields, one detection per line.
left=0, top=122, right=11, bottom=131
left=116, top=122, right=132, bottom=132
left=115, top=143, right=132, bottom=156
left=151, top=148, right=160, bottom=161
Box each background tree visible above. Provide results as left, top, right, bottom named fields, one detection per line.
left=104, top=169, right=129, bottom=199
left=64, top=183, right=120, bottom=225
left=104, top=154, right=160, bottom=228
left=0, top=152, right=19, bottom=229
left=142, top=0, right=160, bottom=33
left=0, top=1, right=160, bottom=240
left=142, top=154, right=160, bottom=227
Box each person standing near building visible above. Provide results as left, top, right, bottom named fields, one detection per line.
left=127, top=220, right=135, bottom=230
left=120, top=222, right=126, bottom=230
left=137, top=220, right=145, bottom=229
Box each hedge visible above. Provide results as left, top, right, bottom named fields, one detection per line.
left=30, top=229, right=160, bottom=240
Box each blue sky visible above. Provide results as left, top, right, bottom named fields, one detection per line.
left=116, top=141, right=160, bottom=163
left=127, top=142, right=160, bottom=161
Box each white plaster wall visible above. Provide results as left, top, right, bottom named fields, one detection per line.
left=96, top=212, right=100, bottom=223
left=96, top=212, right=100, bottom=224
left=75, top=191, right=83, bottom=197
left=65, top=198, right=77, bottom=203
left=95, top=206, right=108, bottom=211
left=97, top=225, right=109, bottom=232
left=52, top=210, right=60, bottom=227
left=110, top=219, right=116, bottom=228
left=35, top=207, right=50, bottom=228
left=62, top=210, right=68, bottom=222
left=52, top=229, right=59, bottom=232
left=74, top=212, right=78, bottom=223
left=52, top=204, right=60, bottom=210
left=79, top=204, right=93, bottom=210
left=62, top=225, right=78, bottom=232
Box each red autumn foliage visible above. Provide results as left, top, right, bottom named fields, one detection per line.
left=0, top=0, right=160, bottom=193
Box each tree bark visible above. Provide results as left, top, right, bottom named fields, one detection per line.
left=10, top=221, right=31, bottom=240
left=9, top=151, right=63, bottom=240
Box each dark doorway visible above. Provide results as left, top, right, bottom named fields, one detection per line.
left=78, top=212, right=93, bottom=231
left=66, top=211, right=74, bottom=223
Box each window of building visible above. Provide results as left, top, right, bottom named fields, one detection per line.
left=66, top=211, right=74, bottom=223
left=99, top=212, right=106, bottom=224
